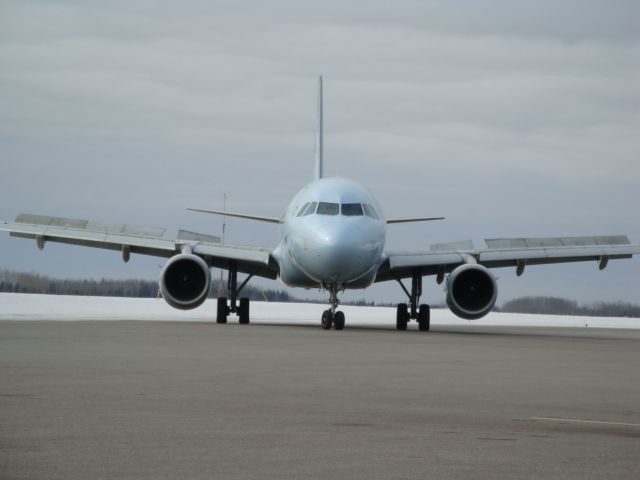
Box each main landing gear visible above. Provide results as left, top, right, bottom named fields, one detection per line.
left=216, top=262, right=253, bottom=325
left=321, top=284, right=345, bottom=331
left=395, top=271, right=430, bottom=331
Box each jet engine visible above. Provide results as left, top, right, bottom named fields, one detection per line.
left=445, top=264, right=497, bottom=320
left=160, top=254, right=211, bottom=310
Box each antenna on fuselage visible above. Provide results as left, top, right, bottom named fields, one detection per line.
left=314, top=75, right=323, bottom=180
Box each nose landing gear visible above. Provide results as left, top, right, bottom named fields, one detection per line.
left=321, top=283, right=345, bottom=330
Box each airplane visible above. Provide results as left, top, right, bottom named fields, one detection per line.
left=2, top=76, right=639, bottom=331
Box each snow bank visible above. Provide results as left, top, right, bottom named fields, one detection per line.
left=1, top=293, right=639, bottom=329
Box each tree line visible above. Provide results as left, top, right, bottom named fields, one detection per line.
left=501, top=296, right=639, bottom=318
left=0, top=269, right=291, bottom=302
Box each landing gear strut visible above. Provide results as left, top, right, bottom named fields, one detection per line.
left=321, top=283, right=345, bottom=331
left=395, top=270, right=430, bottom=331
left=217, top=261, right=253, bottom=325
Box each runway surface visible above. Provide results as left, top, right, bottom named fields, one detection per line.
left=1, top=320, right=639, bottom=479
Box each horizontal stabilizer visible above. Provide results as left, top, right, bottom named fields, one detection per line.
left=177, top=230, right=220, bottom=244
left=386, top=216, right=445, bottom=224
left=14, top=213, right=165, bottom=238
left=187, top=208, right=281, bottom=224
left=485, top=235, right=630, bottom=249
left=430, top=240, right=474, bottom=252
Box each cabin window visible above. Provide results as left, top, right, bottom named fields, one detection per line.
left=303, top=202, right=317, bottom=216
left=297, top=202, right=310, bottom=217
left=316, top=202, right=339, bottom=215
left=341, top=203, right=363, bottom=216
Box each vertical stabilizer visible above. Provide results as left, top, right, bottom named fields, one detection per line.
left=314, top=75, right=323, bottom=180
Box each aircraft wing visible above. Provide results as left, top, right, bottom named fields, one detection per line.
left=1, top=214, right=278, bottom=280
left=376, top=236, right=640, bottom=282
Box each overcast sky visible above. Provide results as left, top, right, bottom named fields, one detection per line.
left=1, top=0, right=638, bottom=305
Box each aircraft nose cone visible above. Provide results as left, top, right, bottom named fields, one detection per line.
left=316, top=223, right=359, bottom=250
left=308, top=223, right=377, bottom=283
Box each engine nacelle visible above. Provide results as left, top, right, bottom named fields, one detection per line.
left=445, top=264, right=497, bottom=320
left=160, top=254, right=211, bottom=310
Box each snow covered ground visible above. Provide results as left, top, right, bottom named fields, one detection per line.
left=1, top=292, right=639, bottom=329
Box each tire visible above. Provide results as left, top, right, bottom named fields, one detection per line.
left=418, top=304, right=430, bottom=331
left=216, top=297, right=228, bottom=324
left=396, top=303, right=408, bottom=331
left=321, top=310, right=333, bottom=330
left=239, top=297, right=250, bottom=324
left=334, top=311, right=345, bottom=331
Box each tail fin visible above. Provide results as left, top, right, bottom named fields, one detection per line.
left=314, top=75, right=323, bottom=180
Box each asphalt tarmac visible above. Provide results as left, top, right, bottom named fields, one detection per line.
left=1, top=320, right=639, bottom=479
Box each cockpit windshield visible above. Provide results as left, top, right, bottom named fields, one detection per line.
left=303, top=202, right=317, bottom=216
left=363, top=204, right=381, bottom=219
left=341, top=203, right=363, bottom=216
left=297, top=201, right=379, bottom=219
left=316, top=202, right=339, bottom=215
left=297, top=202, right=310, bottom=217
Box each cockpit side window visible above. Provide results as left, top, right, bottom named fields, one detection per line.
left=297, top=202, right=310, bottom=217
left=302, top=202, right=317, bottom=216
left=316, top=202, right=339, bottom=215
left=341, top=203, right=363, bottom=216
left=363, top=203, right=380, bottom=219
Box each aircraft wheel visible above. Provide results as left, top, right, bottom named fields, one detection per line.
left=321, top=310, right=333, bottom=330
left=239, top=297, right=250, bottom=324
left=396, top=303, right=408, bottom=331
left=216, top=297, right=228, bottom=324
left=418, top=304, right=430, bottom=331
left=334, top=311, right=345, bottom=331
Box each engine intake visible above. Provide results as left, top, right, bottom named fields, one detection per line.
left=160, top=254, right=211, bottom=310
left=445, top=264, right=497, bottom=320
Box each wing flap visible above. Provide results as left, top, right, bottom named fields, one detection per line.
left=479, top=245, right=637, bottom=266
left=388, top=252, right=465, bottom=270
left=430, top=240, right=474, bottom=252
left=14, top=213, right=166, bottom=238
left=485, top=235, right=630, bottom=249
left=378, top=237, right=640, bottom=282
left=0, top=213, right=279, bottom=279
left=192, top=244, right=271, bottom=265
left=2, top=213, right=279, bottom=279
left=4, top=220, right=176, bottom=257
left=177, top=230, right=220, bottom=244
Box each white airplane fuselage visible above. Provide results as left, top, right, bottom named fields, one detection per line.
left=273, top=177, right=386, bottom=290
